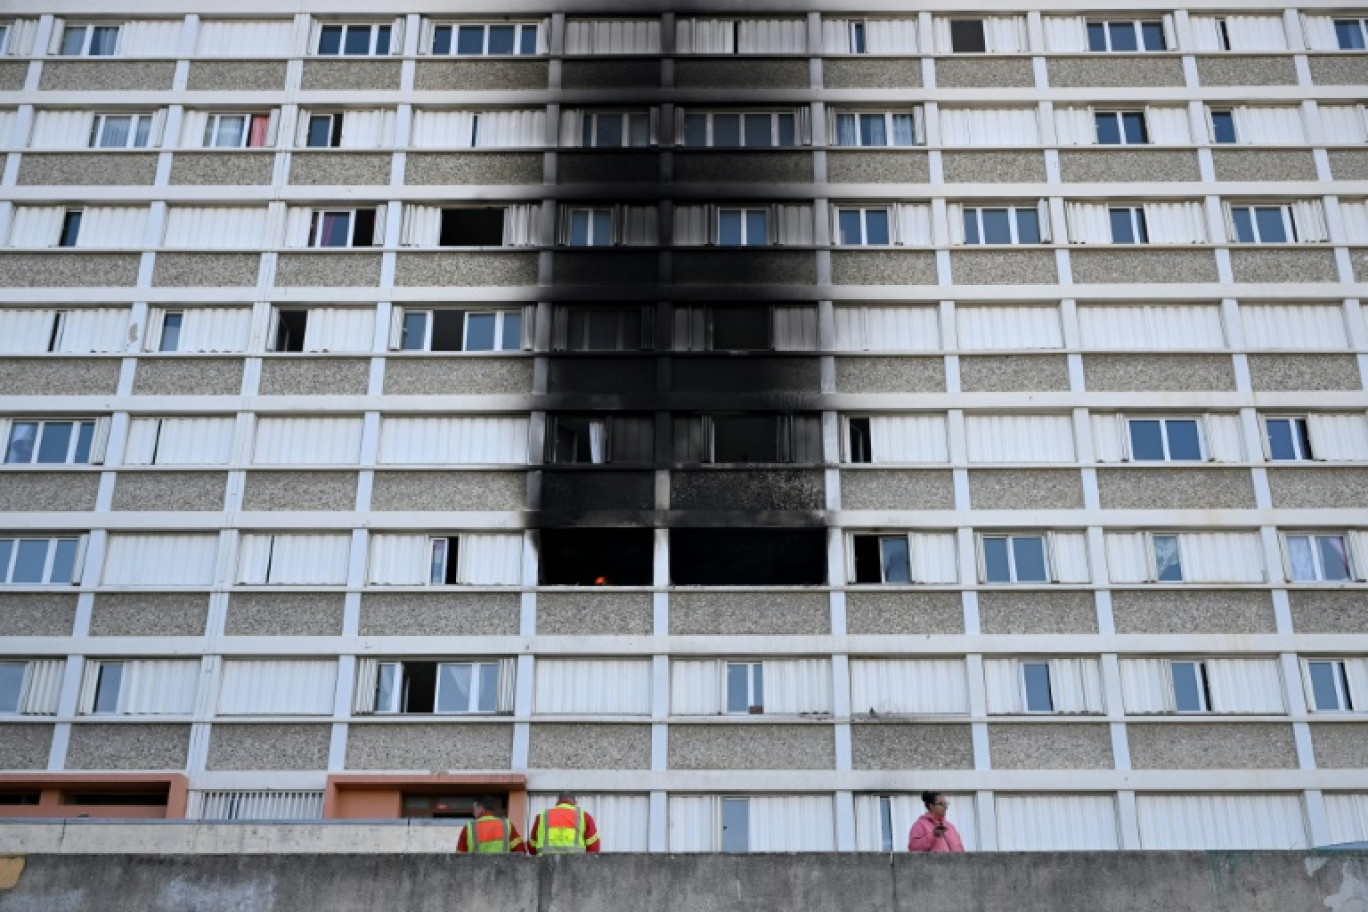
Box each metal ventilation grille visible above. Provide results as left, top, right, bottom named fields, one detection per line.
left=194, top=790, right=325, bottom=821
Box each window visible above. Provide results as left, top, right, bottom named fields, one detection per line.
left=4, top=420, right=97, bottom=465
left=91, top=661, right=123, bottom=713
left=0, top=25, right=11, bottom=56
left=399, top=309, right=523, bottom=352
left=836, top=207, right=891, bottom=246
left=157, top=312, right=183, bottom=351
left=1153, top=534, right=1183, bottom=582
left=89, top=114, right=154, bottom=149
left=1095, top=111, right=1147, bottom=145
left=305, top=113, right=343, bottom=148
left=426, top=537, right=461, bottom=585
left=0, top=663, right=23, bottom=713
left=546, top=414, right=653, bottom=464
left=373, top=660, right=502, bottom=714
left=0, top=536, right=81, bottom=584
left=439, top=208, right=506, bottom=246
left=317, top=23, right=391, bottom=56
left=949, top=19, right=986, bottom=53
left=1088, top=20, right=1166, bottom=51
left=435, top=23, right=539, bottom=56
left=60, top=24, right=120, bottom=56
left=581, top=111, right=651, bottom=148
left=567, top=208, right=612, bottom=247
left=962, top=206, right=1042, bottom=245
left=832, top=111, right=919, bottom=147
left=718, top=209, right=767, bottom=246
left=1127, top=418, right=1202, bottom=461
left=555, top=306, right=647, bottom=352
left=203, top=113, right=271, bottom=149
left=1285, top=534, right=1352, bottom=582
left=847, top=417, right=872, bottom=463
left=682, top=111, right=797, bottom=148
left=1109, top=207, right=1148, bottom=244
left=308, top=209, right=377, bottom=248
left=58, top=211, right=82, bottom=248
left=1229, top=205, right=1292, bottom=244
left=852, top=534, right=911, bottom=583
left=726, top=662, right=764, bottom=714
left=672, top=414, right=821, bottom=464
left=721, top=798, right=749, bottom=853
left=1335, top=18, right=1368, bottom=49
left=1265, top=417, right=1313, bottom=461
left=672, top=304, right=817, bottom=352
left=981, top=535, right=1048, bottom=583
left=1170, top=661, right=1211, bottom=712
left=1210, top=110, right=1237, bottom=144
left=1022, top=662, right=1054, bottom=712
left=1307, top=660, right=1356, bottom=712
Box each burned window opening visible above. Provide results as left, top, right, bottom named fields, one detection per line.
left=539, top=528, right=654, bottom=586
left=273, top=309, right=308, bottom=352
left=546, top=414, right=654, bottom=465
left=671, top=528, right=827, bottom=585
left=440, top=208, right=505, bottom=246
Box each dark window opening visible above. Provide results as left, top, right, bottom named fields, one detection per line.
left=539, top=528, right=654, bottom=585
left=402, top=793, right=493, bottom=820
left=547, top=415, right=654, bottom=465
left=713, top=416, right=778, bottom=463
left=0, top=791, right=40, bottom=805
left=560, top=306, right=648, bottom=352
left=950, top=19, right=986, bottom=52
left=848, top=418, right=872, bottom=463
left=671, top=528, right=827, bottom=585
left=440, top=208, right=505, bottom=246
left=711, top=306, right=770, bottom=350
left=307, top=114, right=344, bottom=148
left=351, top=209, right=377, bottom=246
left=59, top=211, right=82, bottom=247
left=62, top=792, right=169, bottom=807
left=432, top=311, right=466, bottom=351
left=431, top=537, right=459, bottom=584
left=399, top=661, right=438, bottom=713
left=273, top=310, right=308, bottom=352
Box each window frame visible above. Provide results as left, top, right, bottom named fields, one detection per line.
left=979, top=533, right=1050, bottom=584
left=835, top=206, right=892, bottom=246
left=1306, top=659, right=1355, bottom=712
left=308, top=208, right=377, bottom=248
left=1151, top=533, right=1184, bottom=583
left=202, top=112, right=271, bottom=149
left=89, top=113, right=155, bottom=149
left=1229, top=204, right=1295, bottom=244
left=433, top=22, right=540, bottom=57
left=717, top=208, right=769, bottom=246
left=681, top=110, right=798, bottom=148
left=555, top=305, right=648, bottom=352
left=397, top=307, right=525, bottom=353
left=1263, top=416, right=1314, bottom=461
left=1334, top=18, right=1368, bottom=50
left=567, top=207, right=614, bottom=247
left=1125, top=417, right=1204, bottom=461
left=851, top=533, right=913, bottom=584
left=961, top=205, right=1043, bottom=245
left=1169, top=660, right=1212, bottom=712
left=1108, top=206, right=1149, bottom=244
left=580, top=110, right=653, bottom=148
left=1020, top=661, right=1055, bottom=713
left=0, top=536, right=82, bottom=585
left=373, top=659, right=501, bottom=714
left=546, top=413, right=653, bottom=466
left=1283, top=532, right=1353, bottom=582
left=316, top=22, right=392, bottom=56
left=59, top=23, right=121, bottom=56
left=4, top=419, right=98, bottom=466
left=1087, top=19, right=1166, bottom=52
left=724, top=661, right=764, bottom=714
left=1094, top=110, right=1149, bottom=145
left=831, top=109, right=919, bottom=148
left=1209, top=109, right=1238, bottom=144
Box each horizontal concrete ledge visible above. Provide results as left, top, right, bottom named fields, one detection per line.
left=0, top=851, right=1365, bottom=912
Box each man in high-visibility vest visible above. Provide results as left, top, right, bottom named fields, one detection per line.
left=455, top=796, right=527, bottom=854
left=528, top=793, right=600, bottom=855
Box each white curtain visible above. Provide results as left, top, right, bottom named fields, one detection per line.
left=502, top=204, right=542, bottom=246
left=253, top=417, right=363, bottom=464
left=337, top=109, right=394, bottom=149
left=834, top=306, right=939, bottom=352
left=124, top=417, right=235, bottom=465
left=300, top=308, right=375, bottom=353
left=564, top=19, right=661, bottom=54
left=119, top=20, right=183, bottom=57
left=1319, top=105, right=1368, bottom=144
left=773, top=204, right=813, bottom=245
left=1291, top=200, right=1330, bottom=243
left=619, top=206, right=659, bottom=245
left=196, top=20, right=296, bottom=56
left=676, top=19, right=736, bottom=54
left=29, top=110, right=95, bottom=149
left=219, top=660, right=337, bottom=715
left=163, top=207, right=268, bottom=248
left=868, top=416, right=949, bottom=463
left=673, top=205, right=710, bottom=245
left=939, top=107, right=1039, bottom=146
left=1234, top=107, right=1306, bottom=144
left=1307, top=415, right=1368, bottom=460
left=1043, top=16, right=1088, bottom=52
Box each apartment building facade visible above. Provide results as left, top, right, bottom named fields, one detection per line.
left=0, top=0, right=1367, bottom=852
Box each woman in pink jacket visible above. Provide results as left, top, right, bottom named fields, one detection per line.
left=908, top=790, right=965, bottom=852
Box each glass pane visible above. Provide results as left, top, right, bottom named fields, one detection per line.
left=319, top=212, right=351, bottom=247
left=1121, top=112, right=1146, bottom=143
left=1254, top=208, right=1288, bottom=242
left=1096, top=113, right=1121, bottom=145
left=1211, top=112, right=1237, bottom=144
left=520, top=27, right=538, bottom=55
left=835, top=113, right=857, bottom=146
left=1336, top=20, right=1366, bottom=49
left=744, top=211, right=767, bottom=245
left=852, top=22, right=866, bottom=53
left=1231, top=208, right=1256, bottom=242
left=963, top=211, right=980, bottom=244
left=307, top=116, right=332, bottom=147
left=838, top=210, right=862, bottom=245
left=1015, top=210, right=1041, bottom=244
left=1154, top=535, right=1183, bottom=582
left=777, top=113, right=795, bottom=146
left=1141, top=22, right=1166, bottom=50
left=891, top=114, right=915, bottom=146
left=401, top=312, right=427, bottom=350
left=865, top=210, right=890, bottom=245
left=6, top=423, right=36, bottom=463
left=588, top=311, right=620, bottom=349
left=721, top=798, right=748, bottom=852
left=981, top=209, right=1011, bottom=243
left=683, top=114, right=708, bottom=147
left=596, top=115, right=622, bottom=148
left=0, top=541, right=9, bottom=580
left=436, top=664, right=473, bottom=712
left=1110, top=23, right=1138, bottom=51
left=718, top=211, right=742, bottom=245
left=477, top=664, right=499, bottom=712
left=751, top=665, right=763, bottom=710
left=628, top=113, right=651, bottom=146
left=1165, top=420, right=1202, bottom=460
left=570, top=211, right=590, bottom=246
left=1012, top=537, right=1048, bottom=582
left=36, top=423, right=72, bottom=464
left=860, top=114, right=887, bottom=147
left=133, top=117, right=151, bottom=148
left=318, top=26, right=343, bottom=54
left=74, top=423, right=94, bottom=464
left=376, top=664, right=397, bottom=712
left=1087, top=22, right=1108, bottom=51
left=1287, top=536, right=1316, bottom=581
left=880, top=537, right=911, bottom=583
left=375, top=26, right=391, bottom=54
left=1110, top=209, right=1137, bottom=243
left=97, top=116, right=131, bottom=149
left=1171, top=662, right=1203, bottom=711
left=726, top=663, right=750, bottom=713
left=0, top=664, right=24, bottom=713
left=983, top=538, right=1011, bottom=582
left=1023, top=663, right=1053, bottom=711
left=12, top=540, right=48, bottom=583
left=214, top=116, right=246, bottom=148
left=343, top=27, right=371, bottom=55
left=159, top=313, right=182, bottom=352
left=713, top=114, right=741, bottom=147
left=90, top=27, right=119, bottom=55
left=61, top=27, right=86, bottom=55
left=465, top=313, right=496, bottom=350
left=50, top=539, right=78, bottom=584
left=501, top=312, right=522, bottom=350
left=1128, top=420, right=1165, bottom=459
left=487, top=26, right=516, bottom=54
left=592, top=210, right=612, bottom=246
left=744, top=114, right=771, bottom=147
left=456, top=26, right=485, bottom=54
left=1318, top=536, right=1351, bottom=581
left=429, top=538, right=446, bottom=583
left=1309, top=663, right=1344, bottom=710
left=94, top=663, right=123, bottom=713
left=432, top=26, right=452, bottom=55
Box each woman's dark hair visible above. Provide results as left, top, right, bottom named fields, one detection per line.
left=921, top=790, right=942, bottom=806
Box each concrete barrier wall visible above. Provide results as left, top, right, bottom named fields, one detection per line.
left=0, top=847, right=1366, bottom=912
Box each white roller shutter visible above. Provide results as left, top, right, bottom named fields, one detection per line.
left=151, top=307, right=252, bottom=353
left=528, top=794, right=649, bottom=851
left=72, top=207, right=147, bottom=249
left=218, top=660, right=337, bottom=715
left=237, top=534, right=350, bottom=585
left=300, top=308, right=375, bottom=353
left=29, top=110, right=93, bottom=149
left=1206, top=658, right=1284, bottom=713
left=366, top=534, right=430, bottom=585
left=125, top=417, right=236, bottom=465
left=735, top=19, right=807, bottom=53
left=1144, top=202, right=1208, bottom=244
left=533, top=660, right=652, bottom=715
left=338, top=109, right=395, bottom=149
left=910, top=533, right=959, bottom=584
left=456, top=534, right=522, bottom=584
left=1118, top=658, right=1171, bottom=713
left=1319, top=105, right=1368, bottom=144
left=119, top=20, right=183, bottom=57
left=53, top=308, right=129, bottom=353
left=749, top=796, right=836, bottom=851
left=957, top=306, right=1061, bottom=350
left=1306, top=415, right=1368, bottom=461
left=965, top=415, right=1075, bottom=463
left=850, top=658, right=967, bottom=715
left=868, top=415, right=949, bottom=463
left=196, top=20, right=295, bottom=56
left=163, top=207, right=268, bottom=249
left=1137, top=795, right=1306, bottom=850
left=1078, top=305, right=1225, bottom=351
left=564, top=20, right=661, bottom=54
left=996, top=795, right=1119, bottom=850
left=378, top=416, right=528, bottom=465
left=253, top=417, right=363, bottom=465
left=1043, top=17, right=1088, bottom=52
left=763, top=659, right=832, bottom=715
left=834, top=306, right=939, bottom=352
left=9, top=206, right=67, bottom=247
left=670, top=660, right=721, bottom=715
left=1324, top=794, right=1368, bottom=845
left=939, top=108, right=1040, bottom=146
left=1233, top=107, right=1306, bottom=144
left=1241, top=305, right=1347, bottom=351
left=18, top=660, right=65, bottom=715
left=1147, top=107, right=1192, bottom=145
left=1181, top=532, right=1264, bottom=582
left=103, top=534, right=218, bottom=585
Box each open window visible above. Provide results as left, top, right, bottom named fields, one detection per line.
left=850, top=532, right=958, bottom=585
left=538, top=528, right=654, bottom=586
left=1283, top=533, right=1354, bottom=582
left=546, top=414, right=654, bottom=465
left=0, top=659, right=63, bottom=715
left=552, top=305, right=652, bottom=352
left=308, top=209, right=379, bottom=248
left=670, top=528, right=827, bottom=585
left=3, top=419, right=105, bottom=465
left=1306, top=659, right=1365, bottom=712
left=672, top=304, right=817, bottom=352
left=440, top=208, right=505, bottom=246
left=949, top=19, right=987, bottom=52
left=672, top=414, right=822, bottom=464
left=0, top=536, right=83, bottom=585
left=59, top=23, right=120, bottom=56
left=355, top=658, right=514, bottom=714
left=394, top=307, right=528, bottom=352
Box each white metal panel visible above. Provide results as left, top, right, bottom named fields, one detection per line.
left=8, top=206, right=66, bottom=246
left=1320, top=105, right=1368, bottom=144
left=764, top=658, right=832, bottom=715
left=1307, top=415, right=1368, bottom=461
left=564, top=19, right=662, bottom=54
left=1302, top=16, right=1341, bottom=50
left=119, top=20, right=183, bottom=56
left=1241, top=304, right=1348, bottom=350
left=527, top=794, right=650, bottom=851
left=300, top=308, right=375, bottom=353
left=473, top=110, right=546, bottom=148
left=458, top=534, right=522, bottom=584
left=125, top=417, right=235, bottom=465
left=195, top=20, right=295, bottom=56
left=0, top=111, right=16, bottom=149
left=667, top=795, right=717, bottom=851
left=956, top=306, right=1061, bottom=350
left=166, top=307, right=253, bottom=353
left=671, top=660, right=721, bottom=715
left=117, top=660, right=200, bottom=714
left=933, top=15, right=1028, bottom=53
left=197, top=791, right=325, bottom=821
left=1137, top=795, right=1307, bottom=850
left=854, top=794, right=978, bottom=851
left=939, top=107, right=1040, bottom=146
left=218, top=659, right=336, bottom=715
left=1143, top=201, right=1207, bottom=243
left=29, top=110, right=91, bottom=149
left=162, top=207, right=268, bottom=249
left=74, top=207, right=147, bottom=249
left=338, top=109, right=395, bottom=149
left=910, top=533, right=958, bottom=584
left=411, top=110, right=476, bottom=148
left=366, top=534, right=430, bottom=585
left=1233, top=106, right=1306, bottom=144
left=1078, top=305, right=1225, bottom=351
left=1053, top=106, right=1094, bottom=145
left=834, top=306, right=939, bottom=352
left=378, top=416, right=529, bottom=465
left=54, top=309, right=129, bottom=353
left=735, top=19, right=807, bottom=53
left=1339, top=201, right=1368, bottom=245
left=850, top=658, right=967, bottom=715
left=1206, top=658, right=1284, bottom=713
left=1181, top=532, right=1264, bottom=583
left=4, top=19, right=39, bottom=57
left=1205, top=415, right=1245, bottom=462
left=1324, top=794, right=1368, bottom=845
left=1105, top=533, right=1150, bottom=583
left=965, top=414, right=1075, bottom=463
left=0, top=309, right=56, bottom=352
left=252, top=417, right=363, bottom=465
left=984, top=658, right=1025, bottom=713
left=1052, top=533, right=1092, bottom=584
left=240, top=534, right=350, bottom=585
left=996, top=795, right=1120, bottom=850
left=533, top=659, right=652, bottom=715
left=1091, top=414, right=1126, bottom=463
left=1052, top=658, right=1105, bottom=713
left=1146, top=107, right=1192, bottom=145
left=1119, top=658, right=1172, bottom=713
left=103, top=534, right=218, bottom=585
left=19, top=659, right=64, bottom=715
left=749, top=796, right=836, bottom=851
left=868, top=416, right=948, bottom=463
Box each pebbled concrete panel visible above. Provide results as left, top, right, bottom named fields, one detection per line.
left=345, top=723, right=513, bottom=771
left=1267, top=467, right=1368, bottom=509
left=405, top=153, right=543, bottom=185
left=826, top=152, right=930, bottom=184
left=1127, top=723, right=1297, bottom=769
left=1197, top=55, right=1297, bottom=86
left=831, top=251, right=936, bottom=285
left=0, top=359, right=121, bottom=395
left=670, top=590, right=828, bottom=635
left=851, top=723, right=973, bottom=769
left=384, top=358, right=533, bottom=395
left=847, top=591, right=964, bottom=635
left=1309, top=54, right=1368, bottom=85
left=1213, top=150, right=1318, bottom=182
left=841, top=469, right=955, bottom=510
left=528, top=724, right=651, bottom=769
left=674, top=152, right=812, bottom=183
left=1070, top=250, right=1218, bottom=284
left=1083, top=354, right=1234, bottom=391
left=112, top=472, right=227, bottom=512
left=18, top=154, right=157, bottom=186
left=186, top=60, right=287, bottom=92
left=0, top=593, right=79, bottom=637
left=669, top=724, right=835, bottom=770
left=39, top=61, right=174, bottom=91
left=539, top=591, right=652, bottom=636
left=1112, top=589, right=1276, bottom=635
left=275, top=254, right=382, bottom=287
left=674, top=251, right=816, bottom=285
left=836, top=357, right=944, bottom=393
left=1310, top=724, right=1368, bottom=768
left=415, top=60, right=548, bottom=91
left=90, top=593, right=209, bottom=638
left=65, top=724, right=190, bottom=770
left=0, top=472, right=99, bottom=513
left=1230, top=249, right=1338, bottom=284
left=674, top=59, right=808, bottom=89
left=671, top=469, right=824, bottom=511
left=0, top=61, right=27, bottom=91
left=0, top=724, right=53, bottom=769
left=951, top=250, right=1058, bottom=285
left=207, top=724, right=332, bottom=771
left=394, top=253, right=539, bottom=287
left=979, top=591, right=1098, bottom=635
left=1290, top=590, right=1367, bottom=634
left=226, top=592, right=345, bottom=637
left=823, top=57, right=922, bottom=88
left=1047, top=56, right=1185, bottom=87
left=370, top=471, right=524, bottom=511
left=153, top=252, right=261, bottom=286
left=989, top=723, right=1113, bottom=769
left=1328, top=150, right=1368, bottom=181
left=242, top=472, right=359, bottom=511
left=1059, top=150, right=1201, bottom=183
left=360, top=592, right=519, bottom=637
left=300, top=60, right=401, bottom=91
left=289, top=153, right=392, bottom=186
left=561, top=59, right=660, bottom=89
left=169, top=153, right=274, bottom=186
left=259, top=358, right=370, bottom=396
left=968, top=469, right=1084, bottom=509
left=942, top=151, right=1046, bottom=184
left=0, top=253, right=139, bottom=287
left=1248, top=354, right=1361, bottom=392
left=133, top=358, right=243, bottom=395
left=1097, top=468, right=1255, bottom=510
left=936, top=57, right=1033, bottom=88
left=960, top=355, right=1069, bottom=392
